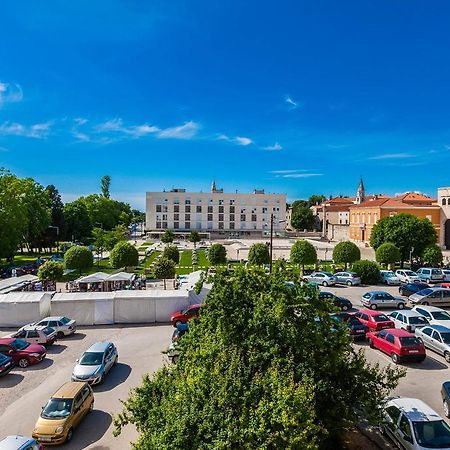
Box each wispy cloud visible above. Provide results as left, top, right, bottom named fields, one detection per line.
left=281, top=173, right=323, bottom=178
left=369, top=152, right=413, bottom=160
left=0, top=81, right=23, bottom=107
left=263, top=142, right=282, bottom=151
left=217, top=134, right=253, bottom=146
left=270, top=169, right=306, bottom=174
left=0, top=121, right=52, bottom=139
left=285, top=95, right=298, bottom=110
left=157, top=121, right=199, bottom=139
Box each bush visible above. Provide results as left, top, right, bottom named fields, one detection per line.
left=290, top=240, right=317, bottom=270
left=162, top=245, right=180, bottom=264
left=421, top=244, right=443, bottom=266
left=351, top=260, right=381, bottom=285
left=154, top=257, right=176, bottom=289
left=161, top=230, right=174, bottom=244
left=208, top=244, right=227, bottom=265
left=189, top=231, right=201, bottom=247
left=110, top=241, right=139, bottom=269
left=64, top=245, right=94, bottom=275
left=333, top=241, right=361, bottom=267
left=38, top=260, right=64, bottom=282
left=248, top=243, right=270, bottom=265
left=375, top=242, right=401, bottom=267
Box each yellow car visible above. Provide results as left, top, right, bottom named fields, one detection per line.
left=32, top=381, right=94, bottom=445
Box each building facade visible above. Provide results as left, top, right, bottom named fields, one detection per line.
left=146, top=183, right=286, bottom=237
left=438, top=187, right=450, bottom=249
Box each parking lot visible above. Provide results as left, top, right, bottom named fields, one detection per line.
left=0, top=324, right=173, bottom=449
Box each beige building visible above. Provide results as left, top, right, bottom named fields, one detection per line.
left=438, top=187, right=450, bottom=249
left=146, top=182, right=286, bottom=238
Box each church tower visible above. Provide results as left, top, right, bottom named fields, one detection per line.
left=356, top=177, right=365, bottom=204
left=211, top=179, right=217, bottom=193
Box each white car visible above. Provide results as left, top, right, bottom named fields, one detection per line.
left=8, top=325, right=57, bottom=346
left=380, top=270, right=401, bottom=285
left=387, top=310, right=429, bottom=332
left=411, top=305, right=450, bottom=328
left=383, top=397, right=450, bottom=449
left=443, top=269, right=450, bottom=282
left=395, top=270, right=420, bottom=284
left=34, top=316, right=76, bottom=339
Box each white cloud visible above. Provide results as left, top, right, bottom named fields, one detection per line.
left=157, top=121, right=199, bottom=139
left=285, top=96, right=298, bottom=110
left=217, top=134, right=230, bottom=141
left=281, top=173, right=323, bottom=178
left=263, top=142, right=282, bottom=151
left=0, top=81, right=23, bottom=107
left=74, top=117, right=88, bottom=126
left=234, top=136, right=253, bottom=146
left=0, top=121, right=52, bottom=139
left=369, top=153, right=413, bottom=160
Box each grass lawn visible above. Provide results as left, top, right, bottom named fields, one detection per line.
left=136, top=250, right=161, bottom=275
left=179, top=250, right=192, bottom=266
left=196, top=250, right=209, bottom=267
left=1, top=253, right=54, bottom=269
left=176, top=267, right=195, bottom=275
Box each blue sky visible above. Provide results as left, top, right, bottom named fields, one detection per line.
left=1, top=1, right=450, bottom=209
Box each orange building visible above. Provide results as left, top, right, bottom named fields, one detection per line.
left=349, top=193, right=440, bottom=244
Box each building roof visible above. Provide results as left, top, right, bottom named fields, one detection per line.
left=322, top=205, right=351, bottom=212
left=350, top=198, right=390, bottom=208
left=350, top=192, right=438, bottom=209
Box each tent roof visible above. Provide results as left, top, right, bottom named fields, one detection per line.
left=0, top=291, right=50, bottom=303
left=0, top=275, right=38, bottom=293
left=114, top=289, right=188, bottom=299
left=76, top=272, right=110, bottom=283
left=52, top=292, right=115, bottom=302
left=107, top=272, right=135, bottom=282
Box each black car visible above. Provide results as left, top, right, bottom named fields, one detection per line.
left=399, top=282, right=429, bottom=297
left=441, top=382, right=450, bottom=418
left=319, top=292, right=352, bottom=311
left=0, top=353, right=14, bottom=377
left=331, top=312, right=369, bottom=340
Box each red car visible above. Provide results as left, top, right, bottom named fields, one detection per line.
left=366, top=328, right=426, bottom=364
left=0, top=338, right=46, bottom=368
left=170, top=304, right=202, bottom=327
left=353, top=310, right=395, bottom=331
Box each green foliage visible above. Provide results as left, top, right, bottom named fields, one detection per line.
left=109, top=241, right=139, bottom=269
left=81, top=194, right=132, bottom=230
left=104, top=224, right=128, bottom=251
left=207, top=243, right=227, bottom=265
left=64, top=245, right=94, bottom=275
left=38, top=261, right=64, bottom=282
left=370, top=213, right=437, bottom=262
left=162, top=245, right=180, bottom=264
left=291, top=207, right=315, bottom=231
left=308, top=194, right=326, bottom=207
left=421, top=244, right=443, bottom=266
left=63, top=200, right=92, bottom=241
left=115, top=267, right=403, bottom=449
left=332, top=241, right=361, bottom=267
left=248, top=243, right=270, bottom=265
left=375, top=242, right=401, bottom=266
left=351, top=260, right=381, bottom=284
left=290, top=240, right=317, bottom=269
left=291, top=199, right=309, bottom=211
left=92, top=227, right=107, bottom=258
left=101, top=175, right=111, bottom=198
left=194, top=271, right=206, bottom=295
left=43, top=185, right=65, bottom=246
left=153, top=257, right=176, bottom=280
left=189, top=231, right=201, bottom=247
left=161, top=230, right=174, bottom=244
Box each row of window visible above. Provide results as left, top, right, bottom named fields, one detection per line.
left=156, top=213, right=263, bottom=222
left=156, top=205, right=279, bottom=213
left=154, top=198, right=281, bottom=205
left=155, top=222, right=262, bottom=230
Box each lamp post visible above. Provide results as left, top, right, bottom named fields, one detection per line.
left=265, top=214, right=286, bottom=273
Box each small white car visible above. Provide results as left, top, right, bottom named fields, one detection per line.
left=380, top=270, right=401, bottom=286
left=34, top=316, right=76, bottom=339
left=411, top=305, right=450, bottom=328
left=387, top=310, right=429, bottom=332
left=382, top=397, right=450, bottom=450
left=395, top=270, right=420, bottom=284
left=8, top=325, right=57, bottom=346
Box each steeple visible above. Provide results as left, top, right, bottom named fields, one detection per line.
left=356, top=177, right=365, bottom=204
left=211, top=179, right=217, bottom=193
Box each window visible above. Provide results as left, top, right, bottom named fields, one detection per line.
left=229, top=199, right=235, bottom=205
left=219, top=214, right=224, bottom=221
left=162, top=222, right=168, bottom=229
left=219, top=206, right=224, bottom=213
left=208, top=206, right=213, bottom=213
left=185, top=199, right=191, bottom=205
left=443, top=198, right=447, bottom=206
left=184, top=214, right=190, bottom=221
left=241, top=214, right=246, bottom=221
left=156, top=222, right=161, bottom=229
left=251, top=214, right=257, bottom=221
left=422, top=327, right=433, bottom=336
left=219, top=199, right=224, bottom=205
left=174, top=205, right=179, bottom=213
left=390, top=312, right=398, bottom=319
left=162, top=205, right=168, bottom=212
left=162, top=214, right=168, bottom=220
left=262, top=207, right=268, bottom=214
left=196, top=206, right=202, bottom=213
left=81, top=384, right=91, bottom=401
left=399, top=415, right=412, bottom=440
left=27, top=330, right=39, bottom=338
left=240, top=208, right=246, bottom=213
left=229, top=214, right=235, bottom=221
left=73, top=393, right=83, bottom=411
left=207, top=214, right=213, bottom=221
left=185, top=222, right=190, bottom=229
left=156, top=205, right=162, bottom=212
left=219, top=222, right=224, bottom=229
left=185, top=205, right=191, bottom=213
left=385, top=405, right=401, bottom=425
left=378, top=330, right=388, bottom=339
left=230, top=222, right=235, bottom=229
left=432, top=331, right=442, bottom=342
left=174, top=213, right=179, bottom=221
left=230, top=206, right=235, bottom=213
left=174, top=222, right=179, bottom=229
left=173, top=198, right=180, bottom=205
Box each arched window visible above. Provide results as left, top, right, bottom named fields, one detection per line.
left=443, top=198, right=447, bottom=206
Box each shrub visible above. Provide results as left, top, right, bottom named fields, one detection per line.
left=208, top=244, right=227, bottom=265
left=110, top=241, right=139, bottom=269
left=38, top=260, right=64, bottom=282
left=153, top=257, right=176, bottom=289
left=248, top=243, right=270, bottom=265
left=290, top=240, right=317, bottom=271
left=421, top=244, right=443, bottom=266
left=162, top=245, right=180, bottom=264
left=161, top=230, right=174, bottom=244
left=351, top=260, right=381, bottom=285
left=375, top=242, right=401, bottom=267
left=333, top=241, right=361, bottom=268
left=64, top=245, right=94, bottom=275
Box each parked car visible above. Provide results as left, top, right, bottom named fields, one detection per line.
left=395, top=270, right=420, bottom=284
left=318, top=291, right=352, bottom=311
left=170, top=304, right=202, bottom=327
left=8, top=325, right=57, bottom=346
left=442, top=382, right=450, bottom=418
left=380, top=270, right=401, bottom=286
left=353, top=310, right=395, bottom=331
left=387, top=310, right=429, bottom=332
left=367, top=328, right=425, bottom=363
left=399, top=282, right=429, bottom=297
left=330, top=312, right=369, bottom=340
left=382, top=397, right=450, bottom=449
left=0, top=436, right=43, bottom=450
left=441, top=283, right=450, bottom=289
left=34, top=316, right=77, bottom=338
left=333, top=271, right=361, bottom=286
left=72, top=341, right=118, bottom=385
left=0, top=338, right=46, bottom=368
left=409, top=287, right=450, bottom=307
left=415, top=325, right=450, bottom=362
left=32, top=381, right=94, bottom=445
left=0, top=353, right=14, bottom=377
left=303, top=271, right=337, bottom=287
left=443, top=269, right=450, bottom=282
left=416, top=267, right=445, bottom=283
left=412, top=306, right=450, bottom=327
left=361, top=291, right=406, bottom=310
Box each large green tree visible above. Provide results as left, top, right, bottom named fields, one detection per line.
left=248, top=243, right=270, bottom=265
left=162, top=245, right=180, bottom=264
left=208, top=243, right=227, bottom=265
left=110, top=241, right=139, bottom=269
left=153, top=257, right=176, bottom=289
left=43, top=185, right=65, bottom=248
left=63, top=200, right=92, bottom=241
left=161, top=230, right=174, bottom=244
left=332, top=241, right=361, bottom=268
left=421, top=244, right=443, bottom=266
left=189, top=231, right=201, bottom=248
left=101, top=175, right=111, bottom=198
left=370, top=213, right=437, bottom=264
left=375, top=242, right=401, bottom=268
left=81, top=194, right=132, bottom=230
left=291, top=207, right=315, bottom=231
left=64, top=245, right=94, bottom=275
left=115, top=267, right=403, bottom=449
left=290, top=240, right=317, bottom=272
left=38, top=260, right=64, bottom=282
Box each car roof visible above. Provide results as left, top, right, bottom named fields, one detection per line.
left=388, top=397, right=442, bottom=422
left=365, top=291, right=390, bottom=295
left=424, top=324, right=450, bottom=333
left=358, top=309, right=388, bottom=316
left=414, top=305, right=445, bottom=312
left=40, top=316, right=66, bottom=321
left=86, top=341, right=112, bottom=352
left=391, top=310, right=424, bottom=317
left=0, top=436, right=35, bottom=449
left=382, top=328, right=414, bottom=337
left=21, top=325, right=47, bottom=331
left=52, top=381, right=87, bottom=399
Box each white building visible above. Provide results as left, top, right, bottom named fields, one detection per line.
left=438, top=187, right=450, bottom=249
left=146, top=182, right=286, bottom=238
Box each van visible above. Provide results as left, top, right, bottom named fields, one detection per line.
left=32, top=382, right=94, bottom=445
left=416, top=267, right=444, bottom=283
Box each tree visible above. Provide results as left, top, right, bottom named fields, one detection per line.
left=92, top=227, right=107, bottom=265
left=370, top=213, right=437, bottom=265
left=291, top=207, right=315, bottom=231
left=153, top=257, right=176, bottom=289
left=101, top=175, right=111, bottom=198
left=110, top=241, right=139, bottom=269
left=308, top=194, right=326, bottom=207
left=421, top=244, right=443, bottom=266
left=189, top=231, right=201, bottom=248
left=161, top=230, right=174, bottom=244
left=162, top=245, right=180, bottom=264
left=64, top=245, right=94, bottom=275
left=352, top=260, right=381, bottom=284
left=248, top=243, right=270, bottom=265
left=375, top=242, right=401, bottom=268
left=115, top=267, right=403, bottom=448
left=290, top=240, right=317, bottom=273
left=81, top=194, right=132, bottom=230
left=63, top=200, right=92, bottom=241
left=42, top=185, right=65, bottom=249
left=291, top=199, right=309, bottom=211
left=38, top=261, right=64, bottom=283
left=333, top=241, right=361, bottom=268
left=104, top=224, right=128, bottom=251
left=207, top=243, right=227, bottom=265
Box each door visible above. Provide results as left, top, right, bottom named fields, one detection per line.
left=72, top=392, right=84, bottom=428
left=104, top=347, right=113, bottom=372
left=420, top=327, right=433, bottom=349
left=430, top=330, right=442, bottom=353
left=26, top=330, right=40, bottom=344
left=384, top=405, right=402, bottom=443
left=80, top=384, right=92, bottom=417
left=395, top=414, right=414, bottom=449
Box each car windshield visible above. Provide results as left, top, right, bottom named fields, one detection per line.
left=404, top=271, right=417, bottom=276
left=409, top=317, right=429, bottom=325
left=373, top=315, right=390, bottom=322
left=60, top=317, right=71, bottom=324
left=431, top=311, right=450, bottom=320
left=43, top=327, right=54, bottom=336
left=418, top=289, right=434, bottom=296
left=11, top=339, right=29, bottom=351
left=41, top=398, right=73, bottom=419
left=441, top=334, right=450, bottom=345
left=412, top=420, right=450, bottom=448
left=384, top=272, right=395, bottom=277
left=399, top=336, right=422, bottom=346
left=432, top=269, right=442, bottom=275
left=322, top=272, right=334, bottom=277
left=79, top=352, right=103, bottom=366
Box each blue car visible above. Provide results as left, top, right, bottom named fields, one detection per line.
left=0, top=353, right=14, bottom=377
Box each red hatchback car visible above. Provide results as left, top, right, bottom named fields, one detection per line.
left=0, top=338, right=46, bottom=368
left=170, top=304, right=202, bottom=327
left=366, top=328, right=426, bottom=364
left=353, top=310, right=395, bottom=331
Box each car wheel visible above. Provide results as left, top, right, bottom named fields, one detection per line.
left=89, top=401, right=94, bottom=413
left=370, top=304, right=377, bottom=310
left=391, top=353, right=399, bottom=364
left=445, top=352, right=450, bottom=363
left=397, top=303, right=405, bottom=310
left=18, top=358, right=29, bottom=368
left=346, top=280, right=352, bottom=286
left=422, top=301, right=429, bottom=306
left=369, top=339, right=374, bottom=349
left=66, top=428, right=73, bottom=442
left=322, top=281, right=328, bottom=287
left=57, top=331, right=65, bottom=339
left=341, top=305, right=349, bottom=311
left=444, top=400, right=450, bottom=418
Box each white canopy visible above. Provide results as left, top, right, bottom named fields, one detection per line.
left=0, top=292, right=52, bottom=327
left=107, top=272, right=135, bottom=282
left=76, top=272, right=110, bottom=283
left=0, top=275, right=38, bottom=294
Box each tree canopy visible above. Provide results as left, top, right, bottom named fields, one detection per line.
left=110, top=241, right=139, bottom=268
left=248, top=243, right=270, bottom=265
left=332, top=241, right=361, bottom=267
left=375, top=242, right=401, bottom=267
left=207, top=243, right=227, bottom=265
left=291, top=207, right=315, bottom=231
left=153, top=257, right=176, bottom=289
left=290, top=240, right=317, bottom=270
left=115, top=267, right=403, bottom=449
left=161, top=230, right=175, bottom=244
left=162, top=245, right=180, bottom=264
left=63, top=200, right=92, bottom=241
left=421, top=244, right=443, bottom=266
left=64, top=245, right=94, bottom=275
left=189, top=231, right=201, bottom=247
left=38, top=261, right=64, bottom=282
left=352, top=260, right=381, bottom=285
left=101, top=175, right=111, bottom=198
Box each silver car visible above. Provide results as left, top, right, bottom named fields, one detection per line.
left=415, top=325, right=450, bottom=362
left=380, top=270, right=401, bottom=286
left=395, top=270, right=420, bottom=284
left=303, top=271, right=337, bottom=287
left=387, top=310, right=429, bottom=332
left=409, top=287, right=450, bottom=307
left=334, top=271, right=361, bottom=286
left=72, top=341, right=118, bottom=385
left=34, top=316, right=76, bottom=339
left=361, top=291, right=406, bottom=310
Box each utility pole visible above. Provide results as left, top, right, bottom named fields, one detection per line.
left=269, top=213, right=274, bottom=273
